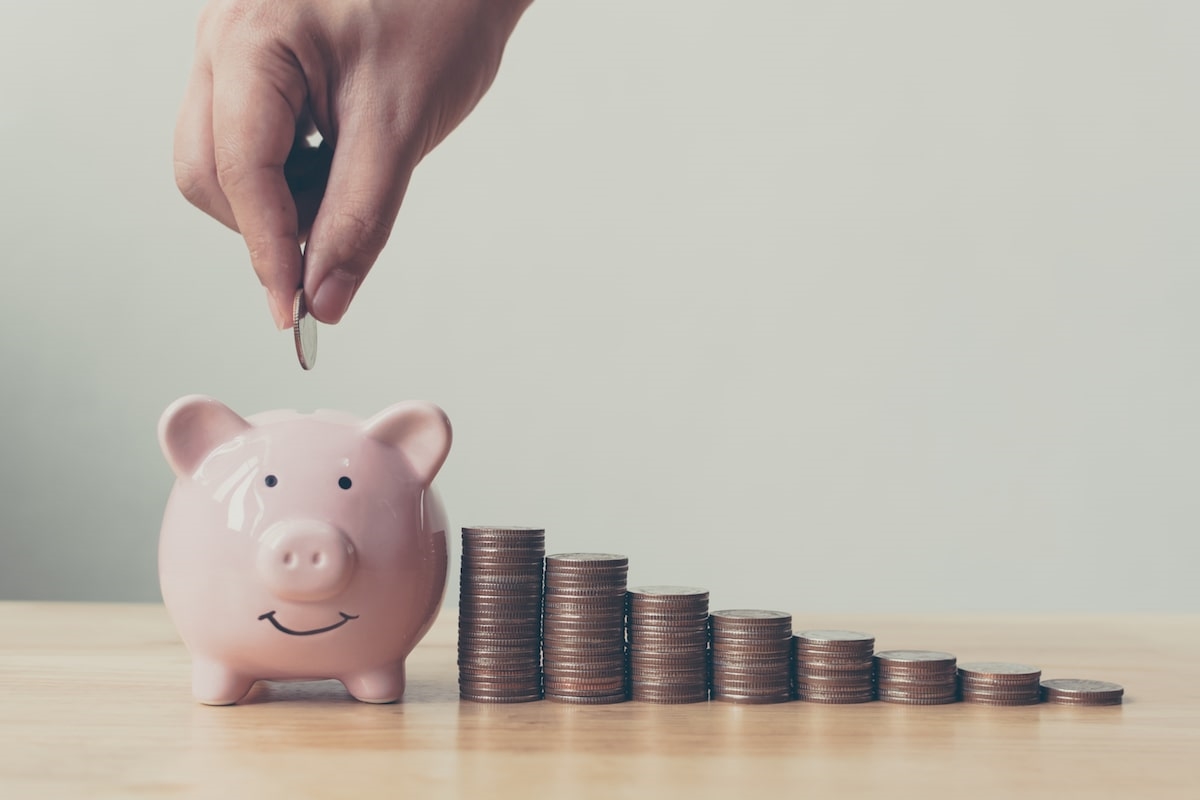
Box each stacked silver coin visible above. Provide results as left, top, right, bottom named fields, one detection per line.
left=1041, top=678, right=1124, bottom=706
left=793, top=630, right=876, bottom=704
left=457, top=526, right=545, bottom=703
left=626, top=586, right=710, bottom=704
left=958, top=662, right=1042, bottom=705
left=709, top=610, right=793, bottom=704
left=542, top=553, right=629, bottom=704
left=874, top=650, right=958, bottom=705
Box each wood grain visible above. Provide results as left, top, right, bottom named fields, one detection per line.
left=0, top=603, right=1196, bottom=799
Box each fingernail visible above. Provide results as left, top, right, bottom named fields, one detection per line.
left=311, top=271, right=358, bottom=324
left=267, top=290, right=291, bottom=331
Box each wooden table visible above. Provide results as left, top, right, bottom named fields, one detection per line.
left=0, top=603, right=1196, bottom=798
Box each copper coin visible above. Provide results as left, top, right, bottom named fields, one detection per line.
left=460, top=694, right=543, bottom=704
left=877, top=695, right=958, bottom=706
left=544, top=693, right=627, bottom=705
left=1040, top=679, right=1124, bottom=705
left=711, top=692, right=792, bottom=705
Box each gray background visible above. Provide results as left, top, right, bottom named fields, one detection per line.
left=1, top=1, right=1196, bottom=612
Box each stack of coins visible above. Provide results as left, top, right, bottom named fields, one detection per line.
left=874, top=650, right=958, bottom=705
left=958, top=662, right=1042, bottom=706
left=1041, top=678, right=1124, bottom=706
left=542, top=553, right=629, bottom=704
left=457, top=526, right=545, bottom=703
left=709, top=610, right=793, bottom=704
left=626, top=586, right=711, bottom=704
left=793, top=630, right=876, bottom=704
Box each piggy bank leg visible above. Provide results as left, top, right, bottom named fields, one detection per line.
left=192, top=658, right=254, bottom=705
left=341, top=662, right=406, bottom=704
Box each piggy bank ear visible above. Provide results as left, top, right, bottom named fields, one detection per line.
left=363, top=401, right=452, bottom=484
left=158, top=395, right=252, bottom=478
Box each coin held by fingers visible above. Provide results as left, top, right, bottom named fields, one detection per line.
left=293, top=287, right=318, bottom=370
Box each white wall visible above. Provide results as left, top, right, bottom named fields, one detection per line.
left=1, top=1, right=1196, bottom=612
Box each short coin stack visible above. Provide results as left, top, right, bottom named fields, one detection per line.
left=626, top=586, right=711, bottom=704
left=1041, top=678, right=1124, bottom=706
left=457, top=526, right=545, bottom=703
left=874, top=650, right=958, bottom=705
left=542, top=553, right=629, bottom=704
left=793, top=630, right=876, bottom=704
left=958, top=662, right=1042, bottom=706
left=710, top=610, right=793, bottom=704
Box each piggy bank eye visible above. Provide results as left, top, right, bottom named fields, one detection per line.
left=338, top=476, right=352, bottom=490
left=264, top=474, right=278, bottom=488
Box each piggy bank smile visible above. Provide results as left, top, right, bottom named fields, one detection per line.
left=257, top=610, right=360, bottom=636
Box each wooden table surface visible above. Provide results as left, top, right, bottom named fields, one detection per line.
left=0, top=603, right=1196, bottom=799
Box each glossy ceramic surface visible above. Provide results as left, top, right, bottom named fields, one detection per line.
left=157, top=395, right=451, bottom=705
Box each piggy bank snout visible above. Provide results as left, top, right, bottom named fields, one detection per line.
left=257, top=521, right=356, bottom=602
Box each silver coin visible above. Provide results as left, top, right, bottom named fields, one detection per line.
left=711, top=609, right=792, bottom=620
left=875, top=650, right=956, bottom=663
left=958, top=662, right=1041, bottom=678
left=1040, top=679, right=1124, bottom=695
left=292, top=288, right=318, bottom=370
left=797, top=630, right=875, bottom=643
left=628, top=586, right=709, bottom=597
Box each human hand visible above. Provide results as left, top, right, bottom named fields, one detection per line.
left=174, top=0, right=532, bottom=327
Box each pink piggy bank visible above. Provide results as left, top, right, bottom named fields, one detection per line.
left=157, top=395, right=451, bottom=705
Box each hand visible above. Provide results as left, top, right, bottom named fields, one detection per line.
left=174, top=0, right=532, bottom=327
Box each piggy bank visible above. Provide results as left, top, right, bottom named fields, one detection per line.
left=157, top=395, right=451, bottom=705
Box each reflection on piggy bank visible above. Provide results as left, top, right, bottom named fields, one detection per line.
left=157, top=395, right=451, bottom=705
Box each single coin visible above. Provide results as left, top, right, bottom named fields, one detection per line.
left=796, top=630, right=875, bottom=644
left=711, top=609, right=792, bottom=621
left=628, top=586, right=709, bottom=598
left=1040, top=678, right=1124, bottom=695
left=292, top=287, right=318, bottom=370
left=546, top=553, right=629, bottom=565
left=462, top=526, right=546, bottom=534
left=875, top=650, right=956, bottom=663
left=958, top=662, right=1041, bottom=678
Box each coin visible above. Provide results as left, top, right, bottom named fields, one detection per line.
left=875, top=650, right=956, bottom=665
left=710, top=609, right=793, bottom=704
left=958, top=662, right=1041, bottom=679
left=458, top=526, right=545, bottom=703
left=796, top=630, right=875, bottom=645
left=542, top=551, right=629, bottom=704
left=873, top=649, right=958, bottom=705
left=625, top=586, right=710, bottom=705
left=291, top=287, right=318, bottom=370
left=1041, top=679, right=1124, bottom=706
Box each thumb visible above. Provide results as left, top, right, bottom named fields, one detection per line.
left=303, top=116, right=417, bottom=324
left=211, top=53, right=306, bottom=330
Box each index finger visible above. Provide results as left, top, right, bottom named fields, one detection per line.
left=211, top=53, right=306, bottom=330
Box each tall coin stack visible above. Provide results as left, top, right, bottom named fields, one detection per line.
left=793, top=630, right=876, bottom=704
left=542, top=553, right=629, bottom=704
left=626, top=586, right=711, bottom=704
left=874, top=650, right=958, bottom=705
left=709, top=610, right=794, bottom=704
left=957, top=662, right=1042, bottom=706
left=457, top=526, right=545, bottom=703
